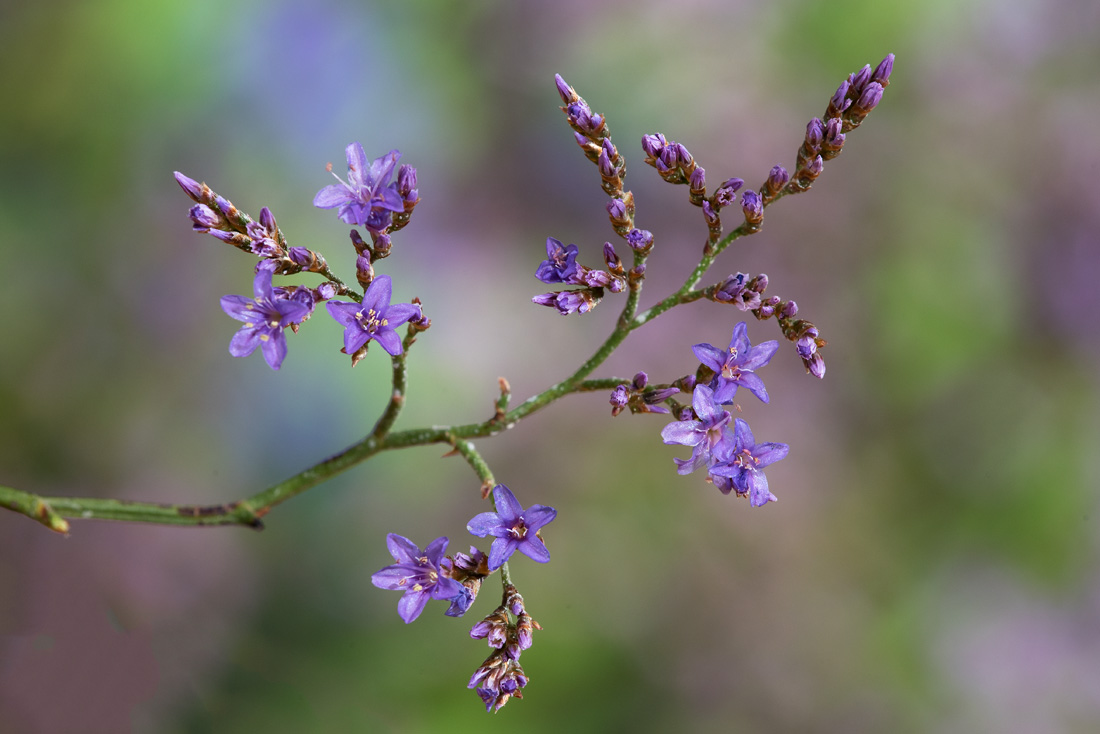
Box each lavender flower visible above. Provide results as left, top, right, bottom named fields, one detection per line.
left=709, top=418, right=789, bottom=507
left=660, top=385, right=735, bottom=475
left=714, top=272, right=763, bottom=311
left=370, top=534, right=468, bottom=624
left=219, top=268, right=313, bottom=370
left=313, top=143, right=405, bottom=228
left=693, top=322, right=779, bottom=404
left=535, top=237, right=580, bottom=284
left=467, top=484, right=557, bottom=571
left=326, top=275, right=420, bottom=357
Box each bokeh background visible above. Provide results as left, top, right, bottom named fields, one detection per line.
left=1, top=0, right=1098, bottom=731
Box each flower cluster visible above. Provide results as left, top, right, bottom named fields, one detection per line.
left=661, top=323, right=789, bottom=506
left=369, top=485, right=555, bottom=711
left=177, top=142, right=426, bottom=371
left=158, top=54, right=894, bottom=715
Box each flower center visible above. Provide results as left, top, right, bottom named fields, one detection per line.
left=355, top=307, right=389, bottom=334
left=508, top=520, right=528, bottom=540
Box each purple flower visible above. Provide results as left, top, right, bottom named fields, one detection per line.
left=714, top=272, right=763, bottom=311
left=219, top=268, right=313, bottom=370
left=535, top=237, right=580, bottom=284
left=313, top=143, right=405, bottom=228
left=371, top=534, right=468, bottom=624
left=467, top=485, right=557, bottom=571
left=660, top=385, right=735, bottom=475
left=326, top=275, right=420, bottom=357
left=709, top=418, right=789, bottom=507
left=693, top=322, right=778, bottom=404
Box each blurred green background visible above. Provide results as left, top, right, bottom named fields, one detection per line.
left=1, top=0, right=1098, bottom=731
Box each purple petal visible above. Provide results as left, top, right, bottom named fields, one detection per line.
left=326, top=300, right=362, bottom=328
left=221, top=294, right=259, bottom=322
left=661, top=420, right=703, bottom=447
left=517, top=535, right=550, bottom=564
left=523, top=505, right=557, bottom=533
left=386, top=533, right=421, bottom=564
left=712, top=378, right=738, bottom=404
left=753, top=441, right=790, bottom=468
left=692, top=343, right=726, bottom=372
left=345, top=142, right=369, bottom=186
left=737, top=372, right=769, bottom=403
left=431, top=576, right=466, bottom=601
left=313, top=184, right=351, bottom=209
left=252, top=269, right=275, bottom=301
left=343, top=325, right=371, bottom=355
left=275, top=299, right=312, bottom=326
left=741, top=340, right=779, bottom=370
left=692, top=385, right=725, bottom=423
left=748, top=471, right=777, bottom=507
left=368, top=150, right=400, bottom=187
left=728, top=322, right=750, bottom=355
left=424, top=536, right=449, bottom=566
left=370, top=563, right=417, bottom=590
left=362, top=274, right=393, bottom=313
left=259, top=330, right=288, bottom=370
left=397, top=589, right=431, bottom=624
left=383, top=302, right=421, bottom=329
left=675, top=445, right=709, bottom=475
left=373, top=328, right=403, bottom=356
left=467, top=511, right=502, bottom=538
left=228, top=328, right=261, bottom=358
left=491, top=485, right=524, bottom=523
left=376, top=186, right=405, bottom=213
left=733, top=418, right=755, bottom=450
left=488, top=537, right=518, bottom=571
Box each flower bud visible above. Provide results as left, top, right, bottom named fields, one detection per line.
left=189, top=204, right=220, bottom=229
left=641, top=133, right=667, bottom=159
left=626, top=228, right=653, bottom=253
left=173, top=171, right=204, bottom=202
left=554, top=73, right=576, bottom=104
left=872, top=53, right=894, bottom=86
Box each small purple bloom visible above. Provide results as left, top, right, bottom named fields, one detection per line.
left=741, top=190, right=763, bottom=224
left=467, top=485, right=557, bottom=571
left=189, top=204, right=219, bottom=230
left=660, top=385, right=735, bottom=475
left=371, top=534, right=468, bottom=624
left=805, top=119, right=825, bottom=150
left=535, top=237, right=580, bottom=284
left=693, top=322, right=778, bottom=404
left=313, top=143, right=405, bottom=227
left=641, top=133, right=667, bottom=159
left=855, top=82, right=884, bottom=112
left=714, top=272, right=763, bottom=311
left=872, top=53, right=895, bottom=86
left=326, top=275, right=420, bottom=357
left=219, top=268, right=313, bottom=370
left=709, top=419, right=789, bottom=507
left=554, top=73, right=575, bottom=104
left=626, top=228, right=653, bottom=252
left=174, top=171, right=204, bottom=202
left=849, top=64, right=872, bottom=94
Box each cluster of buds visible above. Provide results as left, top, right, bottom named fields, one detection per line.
left=177, top=173, right=331, bottom=277
left=390, top=163, right=420, bottom=232
left=609, top=372, right=681, bottom=416
left=641, top=134, right=697, bottom=185
left=707, top=272, right=767, bottom=311
left=772, top=300, right=826, bottom=378
left=467, top=584, right=541, bottom=712
left=349, top=228, right=395, bottom=291
left=532, top=237, right=633, bottom=315
left=555, top=75, right=627, bottom=198
left=441, top=546, right=491, bottom=612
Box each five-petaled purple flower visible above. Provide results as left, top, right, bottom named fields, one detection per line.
left=220, top=267, right=313, bottom=370
left=467, top=485, right=557, bottom=571
left=313, top=143, right=405, bottom=229
left=693, top=322, right=779, bottom=404
left=659, top=385, right=735, bottom=475
left=709, top=418, right=789, bottom=507
left=535, top=237, right=580, bottom=284
left=326, top=275, right=420, bottom=357
left=371, top=534, right=469, bottom=624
